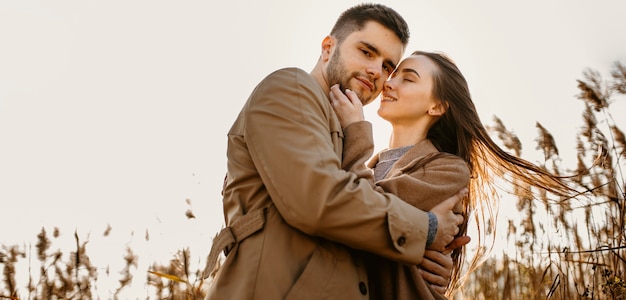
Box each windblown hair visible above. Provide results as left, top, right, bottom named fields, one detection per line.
left=330, top=3, right=410, bottom=47
left=411, top=50, right=580, bottom=294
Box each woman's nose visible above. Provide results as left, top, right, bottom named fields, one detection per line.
left=383, top=80, right=394, bottom=91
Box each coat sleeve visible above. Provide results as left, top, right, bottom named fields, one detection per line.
left=244, top=69, right=429, bottom=264
left=340, top=121, right=377, bottom=189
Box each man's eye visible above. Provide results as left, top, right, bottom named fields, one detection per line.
left=361, top=49, right=372, bottom=57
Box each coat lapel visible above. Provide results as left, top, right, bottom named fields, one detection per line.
left=381, top=140, right=439, bottom=180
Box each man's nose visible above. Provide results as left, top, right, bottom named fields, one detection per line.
left=366, top=62, right=382, bottom=80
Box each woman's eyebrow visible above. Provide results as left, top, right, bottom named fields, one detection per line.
left=401, top=68, right=421, bottom=78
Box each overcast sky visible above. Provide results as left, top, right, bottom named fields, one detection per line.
left=1, top=0, right=625, bottom=296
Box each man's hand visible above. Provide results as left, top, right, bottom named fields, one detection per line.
left=427, top=188, right=467, bottom=251
left=420, top=236, right=471, bottom=294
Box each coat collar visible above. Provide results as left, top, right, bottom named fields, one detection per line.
left=368, top=139, right=440, bottom=179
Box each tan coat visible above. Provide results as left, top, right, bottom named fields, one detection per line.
left=205, top=68, right=436, bottom=300
left=342, top=125, right=470, bottom=300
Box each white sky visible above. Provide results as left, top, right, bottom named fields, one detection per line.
left=1, top=0, right=625, bottom=296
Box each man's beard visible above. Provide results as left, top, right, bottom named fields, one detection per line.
left=326, top=48, right=375, bottom=105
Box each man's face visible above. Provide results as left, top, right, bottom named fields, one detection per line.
left=325, top=21, right=404, bottom=106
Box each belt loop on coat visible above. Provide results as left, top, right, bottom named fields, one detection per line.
left=202, top=205, right=271, bottom=279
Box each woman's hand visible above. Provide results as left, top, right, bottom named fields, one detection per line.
left=420, top=235, right=471, bottom=294
left=419, top=250, right=453, bottom=294
left=329, top=84, right=365, bottom=128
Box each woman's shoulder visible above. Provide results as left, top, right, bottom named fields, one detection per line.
left=419, top=141, right=469, bottom=171
left=432, top=151, right=466, bottom=165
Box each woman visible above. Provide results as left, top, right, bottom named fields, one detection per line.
left=329, top=51, right=579, bottom=299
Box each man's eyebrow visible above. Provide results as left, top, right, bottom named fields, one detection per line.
left=401, top=68, right=421, bottom=78
left=385, top=59, right=397, bottom=71
left=361, top=41, right=397, bottom=70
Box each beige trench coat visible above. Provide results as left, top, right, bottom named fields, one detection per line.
left=342, top=124, right=471, bottom=300
left=205, top=68, right=436, bottom=299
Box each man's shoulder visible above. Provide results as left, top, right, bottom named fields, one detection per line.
left=269, top=67, right=308, bottom=75
left=263, top=67, right=316, bottom=86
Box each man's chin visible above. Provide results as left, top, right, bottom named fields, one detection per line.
left=361, top=99, right=374, bottom=106
left=358, top=92, right=378, bottom=106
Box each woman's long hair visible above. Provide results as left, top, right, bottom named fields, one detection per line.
left=412, top=50, right=580, bottom=294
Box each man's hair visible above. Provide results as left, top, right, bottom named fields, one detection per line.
left=330, top=3, right=410, bottom=46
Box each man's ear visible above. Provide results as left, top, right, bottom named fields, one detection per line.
left=429, top=101, right=449, bottom=116
left=321, top=36, right=334, bottom=62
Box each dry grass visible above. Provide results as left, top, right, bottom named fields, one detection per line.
left=457, top=61, right=626, bottom=300
left=0, top=228, right=207, bottom=300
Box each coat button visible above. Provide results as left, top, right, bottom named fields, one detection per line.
left=359, top=282, right=367, bottom=295
left=397, top=236, right=406, bottom=246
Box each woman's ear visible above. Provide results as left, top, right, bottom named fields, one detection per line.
left=429, top=101, right=449, bottom=116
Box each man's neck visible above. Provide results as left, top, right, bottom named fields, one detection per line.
left=310, top=60, right=330, bottom=97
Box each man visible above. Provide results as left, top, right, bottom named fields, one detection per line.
left=204, top=4, right=467, bottom=299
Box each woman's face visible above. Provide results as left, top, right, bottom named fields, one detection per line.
left=377, top=55, right=441, bottom=125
